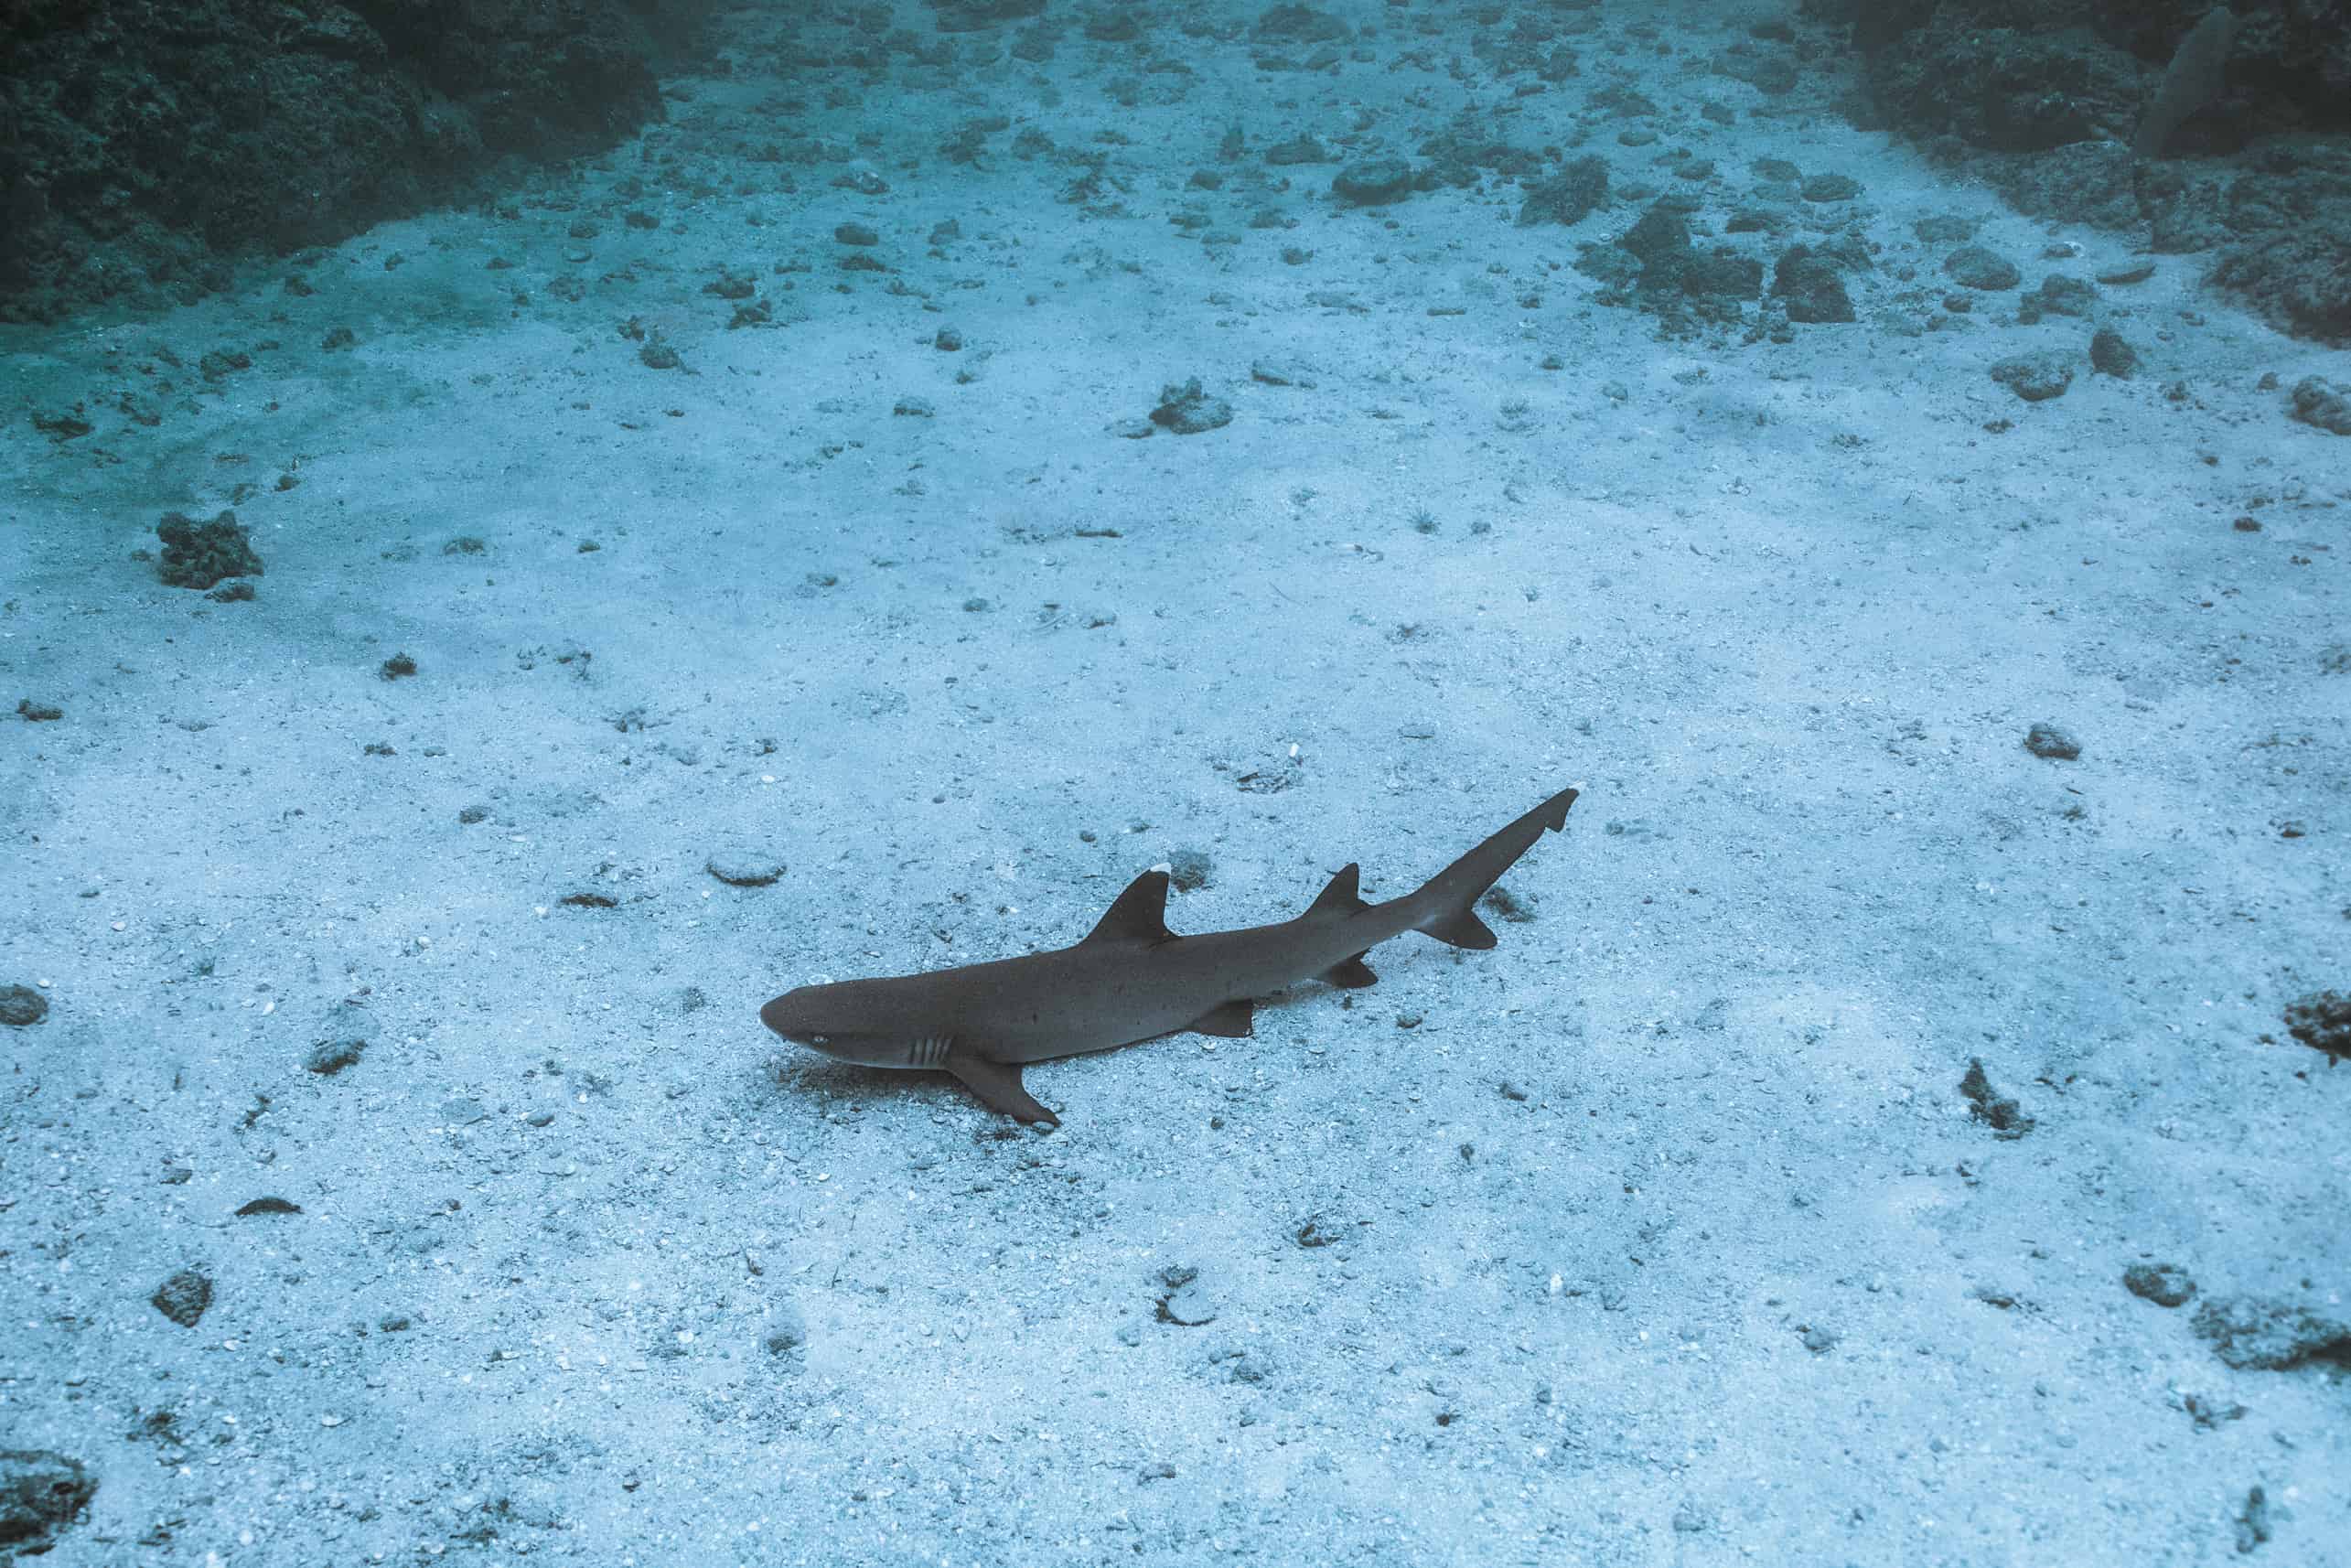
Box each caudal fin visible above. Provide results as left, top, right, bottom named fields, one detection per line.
left=1412, top=786, right=1578, bottom=949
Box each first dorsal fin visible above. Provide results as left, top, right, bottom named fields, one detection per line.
left=1082, top=869, right=1174, bottom=945
left=1306, top=862, right=1371, bottom=918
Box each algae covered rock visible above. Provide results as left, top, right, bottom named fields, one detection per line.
left=156, top=510, right=263, bottom=590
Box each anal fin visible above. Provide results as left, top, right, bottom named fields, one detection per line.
left=1417, top=907, right=1497, bottom=950
left=945, top=1048, right=1058, bottom=1126
left=1322, top=952, right=1378, bottom=988
left=1188, top=999, right=1255, bottom=1037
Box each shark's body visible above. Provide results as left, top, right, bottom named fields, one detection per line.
left=760, top=785, right=1579, bottom=1124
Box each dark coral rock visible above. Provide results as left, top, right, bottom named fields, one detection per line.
left=1331, top=159, right=1417, bottom=207
left=2286, top=377, right=2351, bottom=435
left=0, top=1450, right=97, bottom=1555
left=1834, top=5, right=2349, bottom=346
left=1850, top=10, right=2143, bottom=153
left=0, top=0, right=711, bottom=321
left=152, top=1269, right=213, bottom=1327
left=156, top=510, right=264, bottom=590
left=1773, top=246, right=1856, bottom=323
left=1944, top=245, right=2020, bottom=290
left=2282, top=989, right=2351, bottom=1065
left=2123, top=1262, right=2196, bottom=1307
left=1959, top=1057, right=2034, bottom=1138
left=2089, top=326, right=2138, bottom=377
left=1517, top=156, right=1609, bottom=227
left=306, top=1036, right=368, bottom=1075
left=1617, top=206, right=1691, bottom=265
left=1262, top=134, right=1331, bottom=166
left=1990, top=353, right=2074, bottom=402
left=2024, top=723, right=2081, bottom=758
left=1150, top=377, right=1232, bottom=435
left=2192, top=1295, right=2351, bottom=1370
left=933, top=0, right=1047, bottom=32
left=0, top=983, right=47, bottom=1026
left=2019, top=274, right=2098, bottom=321
left=1253, top=5, right=1350, bottom=44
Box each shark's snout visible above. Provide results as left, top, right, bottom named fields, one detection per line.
left=759, top=991, right=831, bottom=1050
left=762, top=987, right=872, bottom=1061
left=758, top=983, right=939, bottom=1069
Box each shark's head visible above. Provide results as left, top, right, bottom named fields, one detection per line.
left=758, top=981, right=948, bottom=1069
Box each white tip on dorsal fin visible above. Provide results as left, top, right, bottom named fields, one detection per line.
left=1082, top=869, right=1174, bottom=945
left=1306, top=862, right=1370, bottom=918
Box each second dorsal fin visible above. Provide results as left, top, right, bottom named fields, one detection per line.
left=1081, top=869, right=1174, bottom=945
left=1306, top=863, right=1371, bottom=918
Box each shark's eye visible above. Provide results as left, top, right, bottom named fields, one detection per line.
left=810, top=1035, right=831, bottom=1047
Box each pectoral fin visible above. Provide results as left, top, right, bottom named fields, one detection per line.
left=945, top=1048, right=1059, bottom=1127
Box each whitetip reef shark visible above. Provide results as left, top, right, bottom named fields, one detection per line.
left=759, top=786, right=1579, bottom=1125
